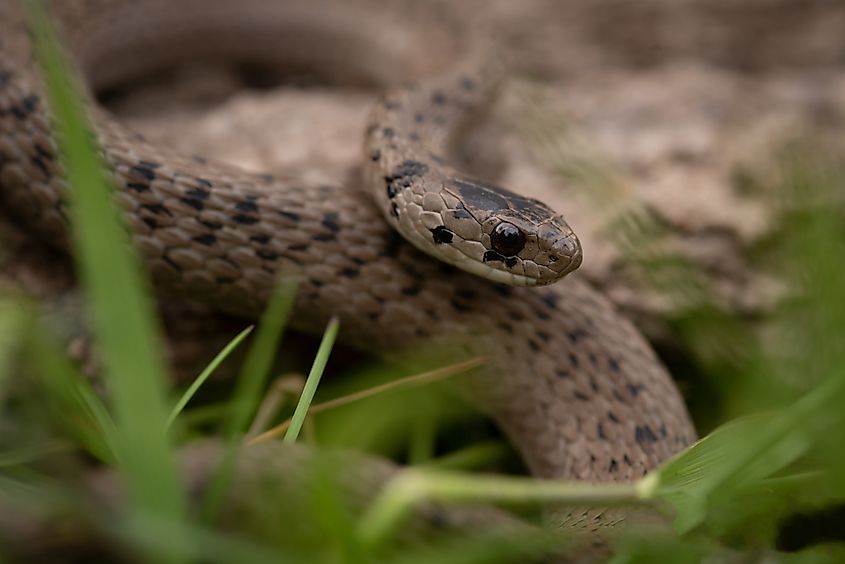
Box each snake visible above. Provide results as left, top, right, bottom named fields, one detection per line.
left=0, top=0, right=696, bottom=538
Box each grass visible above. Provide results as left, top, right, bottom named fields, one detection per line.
left=1, top=1, right=845, bottom=562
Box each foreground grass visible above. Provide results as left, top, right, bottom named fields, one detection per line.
left=1, top=2, right=844, bottom=563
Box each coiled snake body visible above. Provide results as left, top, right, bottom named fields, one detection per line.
left=0, top=0, right=694, bottom=514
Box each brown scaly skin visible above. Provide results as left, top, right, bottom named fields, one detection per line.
left=0, top=0, right=694, bottom=510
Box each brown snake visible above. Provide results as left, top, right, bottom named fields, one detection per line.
left=0, top=0, right=695, bottom=531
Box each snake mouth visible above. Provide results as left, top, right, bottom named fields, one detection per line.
left=458, top=258, right=540, bottom=287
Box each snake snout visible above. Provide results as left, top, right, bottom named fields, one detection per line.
left=551, top=232, right=583, bottom=276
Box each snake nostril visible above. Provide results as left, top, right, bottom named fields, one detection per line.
left=491, top=222, right=525, bottom=257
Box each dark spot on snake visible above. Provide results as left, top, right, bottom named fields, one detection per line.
left=162, top=256, right=182, bottom=272
left=201, top=220, right=223, bottom=230
left=370, top=149, right=381, bottom=161
left=194, top=177, right=212, bottom=188
left=608, top=458, right=618, bottom=473
left=607, top=411, right=620, bottom=424
left=141, top=203, right=171, bottom=216
left=430, top=226, right=453, bottom=244
left=497, top=322, right=513, bottom=334
left=432, top=90, right=447, bottom=105
left=556, top=369, right=570, bottom=379
left=401, top=285, right=421, bottom=296
left=588, top=352, right=599, bottom=367
left=279, top=210, right=300, bottom=222
left=492, top=285, right=513, bottom=297
left=491, top=222, right=526, bottom=256
left=589, top=376, right=599, bottom=392
left=321, top=212, right=341, bottom=232
left=460, top=76, right=476, bottom=91
left=381, top=231, right=403, bottom=258
left=366, top=312, right=379, bottom=321
left=365, top=122, right=378, bottom=135
left=623, top=454, right=633, bottom=466
left=256, top=249, right=277, bottom=260
left=232, top=214, right=258, bottom=225
left=542, top=293, right=560, bottom=310
left=482, top=250, right=504, bottom=264
left=34, top=143, right=52, bottom=159
left=314, top=233, right=336, bottom=242
left=429, top=153, right=446, bottom=164
left=450, top=298, right=472, bottom=313
left=382, top=127, right=395, bottom=138
left=142, top=217, right=158, bottom=229
left=236, top=200, right=258, bottom=213
left=310, top=279, right=324, bottom=288
left=130, top=164, right=156, bottom=181
left=340, top=267, right=359, bottom=278
left=126, top=183, right=150, bottom=193
left=536, top=330, right=550, bottom=342
left=598, top=423, right=609, bottom=441
left=259, top=173, right=275, bottom=183
left=455, top=288, right=477, bottom=301
left=185, top=188, right=210, bottom=200
left=350, top=257, right=366, bottom=266
left=23, top=94, right=38, bottom=110
left=528, top=339, right=540, bottom=352
left=383, top=99, right=401, bottom=110
left=608, top=357, right=621, bottom=372
left=385, top=159, right=429, bottom=199
left=31, top=156, right=48, bottom=176
left=573, top=391, right=589, bottom=401
left=390, top=202, right=399, bottom=217
left=288, top=243, right=308, bottom=251
left=137, top=159, right=159, bottom=169
left=193, top=234, right=216, bottom=246
left=659, top=424, right=668, bottom=438
left=409, top=132, right=421, bottom=142
left=414, top=112, right=425, bottom=123
left=250, top=234, right=270, bottom=244
left=192, top=155, right=208, bottom=164
left=0, top=70, right=12, bottom=86
left=568, top=352, right=580, bottom=368
left=504, top=256, right=518, bottom=268
left=635, top=425, right=658, bottom=446
left=626, top=383, right=644, bottom=397
left=181, top=198, right=204, bottom=211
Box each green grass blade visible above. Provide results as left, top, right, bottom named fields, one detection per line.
left=25, top=0, right=186, bottom=553
left=201, top=276, right=298, bottom=520
left=167, top=325, right=254, bottom=429
left=225, top=277, right=298, bottom=440
left=284, top=316, right=339, bottom=443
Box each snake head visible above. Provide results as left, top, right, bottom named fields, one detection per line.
left=428, top=178, right=583, bottom=286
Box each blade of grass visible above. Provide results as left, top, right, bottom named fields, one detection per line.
left=283, top=316, right=339, bottom=442
left=167, top=325, right=254, bottom=428
left=358, top=469, right=642, bottom=549
left=201, top=276, right=298, bottom=520
left=26, top=1, right=186, bottom=557
left=248, top=356, right=486, bottom=445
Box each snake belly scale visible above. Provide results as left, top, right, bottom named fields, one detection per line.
left=0, top=0, right=695, bottom=495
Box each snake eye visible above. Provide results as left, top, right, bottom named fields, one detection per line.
left=491, top=222, right=525, bottom=256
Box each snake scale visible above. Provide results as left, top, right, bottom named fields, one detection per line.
left=0, top=0, right=695, bottom=531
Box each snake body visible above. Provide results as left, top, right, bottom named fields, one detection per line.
left=0, top=0, right=694, bottom=490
